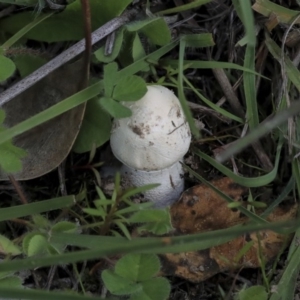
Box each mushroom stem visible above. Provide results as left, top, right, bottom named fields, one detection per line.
left=121, top=161, right=184, bottom=207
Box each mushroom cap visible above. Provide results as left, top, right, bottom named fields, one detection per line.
left=110, top=85, right=191, bottom=171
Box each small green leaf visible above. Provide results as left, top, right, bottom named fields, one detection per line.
left=247, top=201, right=267, bottom=208
left=115, top=253, right=160, bottom=282
left=125, top=18, right=161, bottom=32
left=104, top=62, right=119, bottom=97
left=129, top=209, right=173, bottom=235
left=26, top=234, right=48, bottom=257
left=227, top=202, right=242, bottom=209
left=73, top=98, right=112, bottom=153
left=13, top=54, right=47, bottom=78
left=141, top=18, right=171, bottom=46
left=121, top=184, right=160, bottom=200
left=0, top=276, right=23, bottom=288
left=132, top=33, right=148, bottom=65
left=102, top=270, right=142, bottom=295
left=183, top=33, right=215, bottom=48
left=22, top=232, right=35, bottom=256
left=94, top=28, right=124, bottom=63
left=95, top=185, right=107, bottom=200
left=118, top=31, right=136, bottom=67
left=116, top=202, right=153, bottom=216
left=113, top=75, right=147, bottom=101
left=83, top=208, right=106, bottom=217
left=0, top=143, right=27, bottom=173
left=237, top=285, right=268, bottom=300
left=0, top=234, right=21, bottom=256
left=125, top=17, right=172, bottom=45
left=114, top=220, right=131, bottom=240
left=46, top=243, right=63, bottom=255
left=32, top=214, right=50, bottom=228
left=51, top=221, right=78, bottom=233
left=100, top=97, right=132, bottom=118
left=0, top=111, right=27, bottom=173
left=94, top=199, right=112, bottom=208
left=130, top=277, right=171, bottom=300
left=0, top=55, right=16, bottom=81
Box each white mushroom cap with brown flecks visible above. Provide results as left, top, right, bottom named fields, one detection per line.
left=110, top=85, right=191, bottom=171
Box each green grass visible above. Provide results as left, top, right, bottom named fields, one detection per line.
left=0, top=0, right=300, bottom=299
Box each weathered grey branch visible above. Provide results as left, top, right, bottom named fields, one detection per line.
left=0, top=9, right=137, bottom=107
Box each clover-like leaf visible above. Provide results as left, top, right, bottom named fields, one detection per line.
left=129, top=209, right=173, bottom=235
left=102, top=270, right=142, bottom=295
left=113, top=75, right=147, bottom=101
left=100, top=97, right=132, bottom=118
left=23, top=233, right=48, bottom=257
left=103, top=62, right=119, bottom=97
left=130, top=277, right=170, bottom=300
left=115, top=253, right=160, bottom=282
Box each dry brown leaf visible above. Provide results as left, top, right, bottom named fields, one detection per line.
left=0, top=60, right=86, bottom=180
left=160, top=177, right=297, bottom=282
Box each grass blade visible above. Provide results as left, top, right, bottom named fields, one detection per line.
left=194, top=140, right=282, bottom=187
left=0, top=219, right=299, bottom=273
left=0, top=196, right=76, bottom=222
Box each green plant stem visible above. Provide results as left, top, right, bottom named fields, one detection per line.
left=100, top=192, right=122, bottom=235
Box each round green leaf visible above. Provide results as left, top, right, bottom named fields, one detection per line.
left=115, top=253, right=160, bottom=282
left=102, top=270, right=142, bottom=296
left=130, top=277, right=170, bottom=300
left=141, top=18, right=171, bottom=46
left=26, top=233, right=48, bottom=257
left=0, top=55, right=16, bottom=81
left=113, top=75, right=147, bottom=101
left=238, top=285, right=268, bottom=300
left=51, top=221, right=78, bottom=233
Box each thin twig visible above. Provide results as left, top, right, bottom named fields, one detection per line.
left=8, top=175, right=28, bottom=204
left=188, top=101, right=231, bottom=123
left=212, top=68, right=245, bottom=118
left=0, top=9, right=137, bottom=107
left=80, top=0, right=92, bottom=89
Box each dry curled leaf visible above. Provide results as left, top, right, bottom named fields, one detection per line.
left=0, top=60, right=86, bottom=180
left=160, top=177, right=297, bottom=283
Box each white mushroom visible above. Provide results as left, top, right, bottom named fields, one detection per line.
left=110, top=85, right=191, bottom=207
